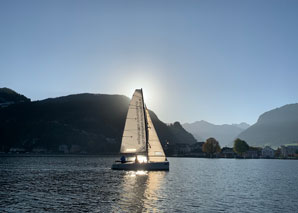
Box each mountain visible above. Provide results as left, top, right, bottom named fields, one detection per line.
left=0, top=90, right=196, bottom=154
left=238, top=104, right=298, bottom=147
left=0, top=87, right=30, bottom=106
left=183, top=120, right=250, bottom=147
left=232, top=122, right=250, bottom=130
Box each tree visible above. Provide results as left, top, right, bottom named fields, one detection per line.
left=202, top=137, right=221, bottom=157
left=233, top=138, right=249, bottom=156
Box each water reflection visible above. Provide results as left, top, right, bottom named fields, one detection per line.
left=3, top=157, right=298, bottom=212
left=114, top=171, right=166, bottom=212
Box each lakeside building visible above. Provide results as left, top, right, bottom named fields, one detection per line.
left=188, top=142, right=206, bottom=157
left=281, top=145, right=298, bottom=158
left=261, top=146, right=275, bottom=158
left=220, top=147, right=236, bottom=158
left=176, top=143, right=191, bottom=154
left=244, top=147, right=262, bottom=158
left=189, top=142, right=204, bottom=152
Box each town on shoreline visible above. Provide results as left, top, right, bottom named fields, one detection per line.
left=3, top=134, right=298, bottom=159
left=170, top=138, right=298, bottom=159
left=3, top=142, right=298, bottom=160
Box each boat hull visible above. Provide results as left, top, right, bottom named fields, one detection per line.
left=111, top=161, right=169, bottom=171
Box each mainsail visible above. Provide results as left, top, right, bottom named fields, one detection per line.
left=146, top=109, right=166, bottom=162
left=120, top=89, right=147, bottom=154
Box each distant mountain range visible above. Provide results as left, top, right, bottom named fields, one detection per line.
left=182, top=121, right=250, bottom=147
left=184, top=103, right=298, bottom=148
left=1, top=88, right=297, bottom=151
left=0, top=88, right=196, bottom=154
left=238, top=104, right=298, bottom=148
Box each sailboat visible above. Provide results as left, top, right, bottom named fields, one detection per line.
left=112, top=89, right=169, bottom=171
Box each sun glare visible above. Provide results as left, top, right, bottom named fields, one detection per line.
left=136, top=155, right=148, bottom=163
left=123, top=84, right=156, bottom=107
left=127, top=170, right=148, bottom=177
left=115, top=66, right=164, bottom=109
left=135, top=170, right=147, bottom=175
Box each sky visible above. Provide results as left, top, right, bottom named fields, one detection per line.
left=1, top=0, right=298, bottom=125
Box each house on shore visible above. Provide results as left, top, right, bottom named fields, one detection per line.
left=188, top=142, right=206, bottom=157
left=281, top=145, right=298, bottom=158
left=175, top=143, right=191, bottom=154
left=244, top=147, right=262, bottom=158
left=220, top=147, right=236, bottom=158
left=189, top=142, right=204, bottom=152
left=261, top=146, right=275, bottom=158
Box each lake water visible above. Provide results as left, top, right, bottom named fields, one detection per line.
left=1, top=156, right=298, bottom=212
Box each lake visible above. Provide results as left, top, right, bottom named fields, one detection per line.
left=1, top=156, right=298, bottom=212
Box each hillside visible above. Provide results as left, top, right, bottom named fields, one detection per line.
left=238, top=104, right=298, bottom=147
left=183, top=121, right=250, bottom=147
left=0, top=91, right=196, bottom=154
left=0, top=87, right=30, bottom=106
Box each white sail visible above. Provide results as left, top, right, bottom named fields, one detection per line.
left=120, top=89, right=147, bottom=154
left=146, top=109, right=166, bottom=162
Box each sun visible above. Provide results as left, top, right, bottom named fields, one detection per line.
left=119, top=76, right=161, bottom=109
left=112, top=63, right=166, bottom=111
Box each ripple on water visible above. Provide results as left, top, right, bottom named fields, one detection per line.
left=1, top=157, right=298, bottom=212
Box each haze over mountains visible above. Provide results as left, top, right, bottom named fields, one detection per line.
left=238, top=104, right=298, bottom=148
left=183, top=121, right=250, bottom=147
left=184, top=103, right=298, bottom=148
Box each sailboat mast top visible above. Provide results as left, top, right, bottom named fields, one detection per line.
left=141, top=88, right=149, bottom=158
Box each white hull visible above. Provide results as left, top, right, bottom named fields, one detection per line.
left=111, top=161, right=169, bottom=171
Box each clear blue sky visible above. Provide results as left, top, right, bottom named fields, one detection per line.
left=1, top=0, right=298, bottom=125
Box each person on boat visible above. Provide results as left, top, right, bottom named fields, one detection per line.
left=120, top=155, right=126, bottom=163
left=135, top=156, right=139, bottom=163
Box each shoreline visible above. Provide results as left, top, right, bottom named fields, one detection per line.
left=1, top=153, right=297, bottom=160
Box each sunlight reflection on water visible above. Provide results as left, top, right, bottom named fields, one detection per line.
left=125, top=170, right=148, bottom=177
left=114, top=169, right=166, bottom=212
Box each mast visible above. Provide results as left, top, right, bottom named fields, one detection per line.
left=141, top=88, right=149, bottom=159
